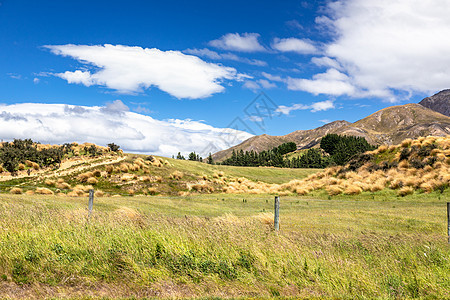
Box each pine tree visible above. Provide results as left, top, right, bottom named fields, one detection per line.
left=207, top=153, right=214, bottom=164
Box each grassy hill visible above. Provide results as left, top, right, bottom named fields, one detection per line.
left=1, top=135, right=449, bottom=198
left=0, top=147, right=318, bottom=197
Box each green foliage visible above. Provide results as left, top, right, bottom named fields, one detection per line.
left=320, top=134, right=376, bottom=166
left=176, top=152, right=185, bottom=160
left=0, top=139, right=67, bottom=173
left=221, top=142, right=327, bottom=168
left=188, top=151, right=202, bottom=162
left=107, top=143, right=120, bottom=152
left=207, top=153, right=214, bottom=164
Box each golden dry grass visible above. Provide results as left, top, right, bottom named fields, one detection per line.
left=35, top=187, right=54, bottom=195
left=9, top=187, right=23, bottom=194
left=170, top=171, right=184, bottom=180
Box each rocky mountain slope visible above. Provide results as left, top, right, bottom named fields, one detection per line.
left=212, top=101, right=450, bottom=162
left=419, top=89, right=450, bottom=117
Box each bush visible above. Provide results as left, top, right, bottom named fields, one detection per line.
left=108, top=143, right=120, bottom=152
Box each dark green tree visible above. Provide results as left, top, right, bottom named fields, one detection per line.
left=207, top=153, right=214, bottom=164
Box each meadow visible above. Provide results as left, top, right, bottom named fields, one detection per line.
left=0, top=190, right=449, bottom=299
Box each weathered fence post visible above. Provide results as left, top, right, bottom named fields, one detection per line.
left=274, top=196, right=280, bottom=231
left=88, top=189, right=94, bottom=221
left=447, top=202, right=450, bottom=244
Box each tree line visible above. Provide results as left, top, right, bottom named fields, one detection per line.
left=218, top=134, right=375, bottom=168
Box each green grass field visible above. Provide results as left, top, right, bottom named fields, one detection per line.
left=0, top=189, right=449, bottom=299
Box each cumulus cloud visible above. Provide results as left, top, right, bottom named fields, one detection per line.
left=45, top=44, right=242, bottom=99
left=209, top=33, right=266, bottom=52
left=243, top=79, right=277, bottom=91
left=261, top=72, right=284, bottom=82
left=272, top=38, right=318, bottom=54
left=276, top=100, right=335, bottom=115
left=0, top=102, right=253, bottom=157
left=295, top=0, right=450, bottom=101
left=184, top=48, right=267, bottom=66
left=287, top=69, right=355, bottom=96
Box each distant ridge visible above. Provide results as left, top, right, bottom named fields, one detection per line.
left=419, top=89, right=450, bottom=117
left=212, top=94, right=450, bottom=162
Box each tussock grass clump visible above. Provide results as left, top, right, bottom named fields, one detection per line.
left=189, top=181, right=214, bottom=193
left=398, top=186, right=414, bottom=197
left=170, top=171, right=184, bottom=180
left=10, top=187, right=23, bottom=194
left=56, top=182, right=71, bottom=190
left=254, top=212, right=274, bottom=226
left=343, top=185, right=362, bottom=195
left=87, top=177, right=98, bottom=185
left=94, top=190, right=105, bottom=197
left=45, top=179, right=55, bottom=186
left=35, top=187, right=54, bottom=195
left=213, top=171, right=225, bottom=178
left=105, top=165, right=114, bottom=174
left=92, top=169, right=102, bottom=177
left=18, top=163, right=25, bottom=170
left=120, top=163, right=130, bottom=173
left=78, top=172, right=94, bottom=182
left=121, top=173, right=136, bottom=182
left=147, top=187, right=158, bottom=195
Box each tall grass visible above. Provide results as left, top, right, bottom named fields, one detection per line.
left=0, top=193, right=448, bottom=298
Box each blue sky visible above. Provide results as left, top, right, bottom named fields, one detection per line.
left=1, top=0, right=449, bottom=156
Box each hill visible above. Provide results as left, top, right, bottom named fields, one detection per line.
left=419, top=89, right=450, bottom=116
left=212, top=103, right=450, bottom=161
left=0, top=141, right=318, bottom=197
left=218, top=135, right=449, bottom=197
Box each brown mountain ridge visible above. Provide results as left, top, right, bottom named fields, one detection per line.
left=212, top=93, right=450, bottom=162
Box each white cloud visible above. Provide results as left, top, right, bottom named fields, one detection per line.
left=209, top=33, right=266, bottom=52
left=261, top=72, right=284, bottom=82
left=45, top=44, right=242, bottom=99
left=272, top=38, right=318, bottom=54
left=184, top=48, right=222, bottom=60
left=287, top=69, right=356, bottom=96
left=258, top=79, right=276, bottom=89
left=33, top=78, right=40, bottom=84
left=184, top=48, right=267, bottom=66
left=0, top=102, right=253, bottom=157
left=303, top=0, right=450, bottom=101
left=243, top=79, right=276, bottom=91
left=58, top=70, right=95, bottom=86
left=319, top=119, right=331, bottom=124
left=220, top=53, right=267, bottom=66
left=311, top=57, right=342, bottom=70
left=310, top=100, right=335, bottom=112
left=243, top=81, right=261, bottom=91
left=276, top=100, right=335, bottom=115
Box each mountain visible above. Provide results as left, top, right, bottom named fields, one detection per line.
left=419, top=89, right=450, bottom=117
left=212, top=103, right=450, bottom=161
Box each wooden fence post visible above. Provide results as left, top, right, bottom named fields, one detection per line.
left=274, top=196, right=280, bottom=231
left=88, top=189, right=94, bottom=221
left=447, top=202, right=450, bottom=244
